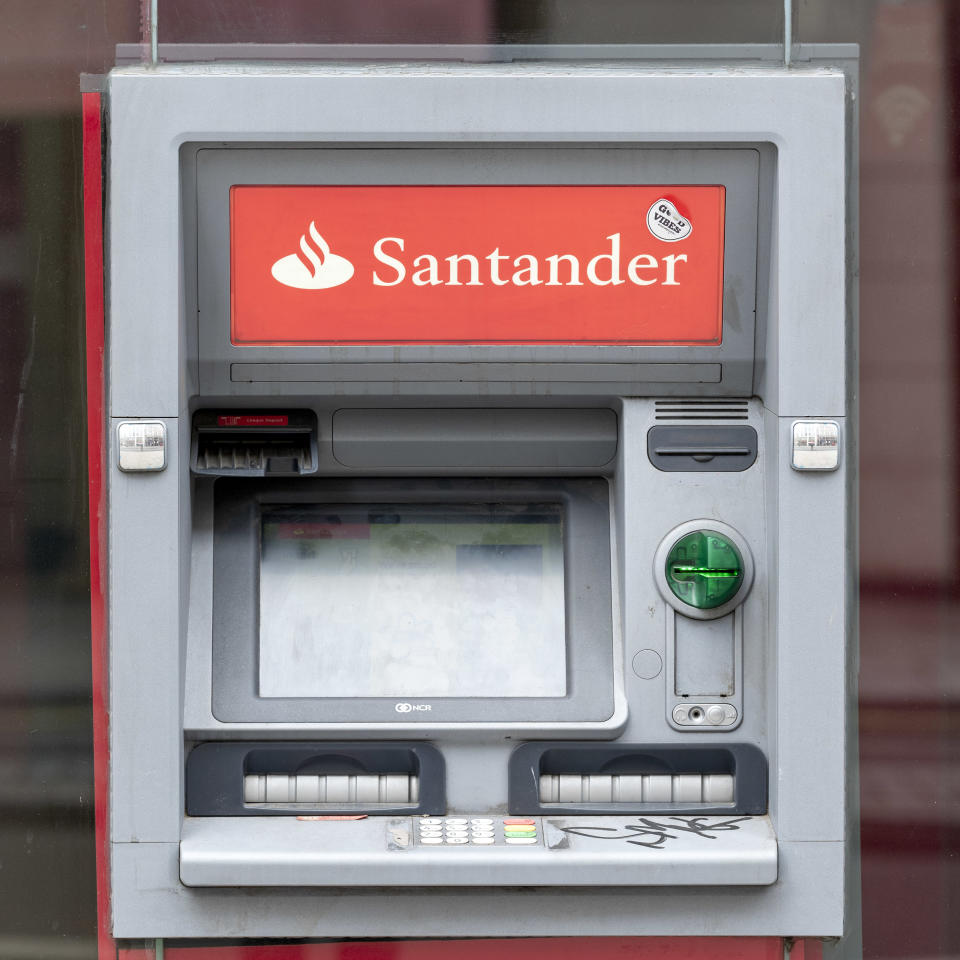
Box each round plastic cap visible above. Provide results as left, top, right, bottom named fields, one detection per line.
left=665, top=530, right=745, bottom=610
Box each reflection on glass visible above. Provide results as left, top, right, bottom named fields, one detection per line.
left=259, top=504, right=566, bottom=698
left=154, top=0, right=781, bottom=45
left=1, top=0, right=956, bottom=955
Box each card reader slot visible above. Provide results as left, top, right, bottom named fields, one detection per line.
left=510, top=742, right=766, bottom=816
left=186, top=742, right=444, bottom=817
left=653, top=446, right=752, bottom=457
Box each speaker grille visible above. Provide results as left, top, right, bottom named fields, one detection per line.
left=655, top=399, right=750, bottom=421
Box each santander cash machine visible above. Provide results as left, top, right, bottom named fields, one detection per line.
left=101, top=49, right=856, bottom=945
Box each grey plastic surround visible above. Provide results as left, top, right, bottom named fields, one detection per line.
left=654, top=518, right=754, bottom=736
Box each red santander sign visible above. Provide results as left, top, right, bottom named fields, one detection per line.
left=230, top=185, right=725, bottom=346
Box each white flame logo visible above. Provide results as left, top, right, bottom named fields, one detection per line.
left=271, top=221, right=355, bottom=290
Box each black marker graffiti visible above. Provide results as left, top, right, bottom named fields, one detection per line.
left=557, top=816, right=751, bottom=849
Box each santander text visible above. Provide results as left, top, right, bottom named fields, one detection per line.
left=372, top=233, right=687, bottom=288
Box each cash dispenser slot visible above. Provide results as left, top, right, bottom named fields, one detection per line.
left=185, top=742, right=445, bottom=816
left=508, top=743, right=767, bottom=816
left=191, top=410, right=318, bottom=476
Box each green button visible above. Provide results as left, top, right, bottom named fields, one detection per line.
left=504, top=829, right=538, bottom=838
left=666, top=531, right=744, bottom=610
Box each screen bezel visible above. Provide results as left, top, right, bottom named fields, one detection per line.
left=212, top=477, right=614, bottom=724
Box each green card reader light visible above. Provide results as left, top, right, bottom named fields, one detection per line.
left=666, top=531, right=745, bottom=610
left=654, top=520, right=754, bottom=621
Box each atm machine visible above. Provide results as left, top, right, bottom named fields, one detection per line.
left=91, top=47, right=856, bottom=948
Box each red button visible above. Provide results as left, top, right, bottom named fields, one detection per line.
left=503, top=818, right=536, bottom=826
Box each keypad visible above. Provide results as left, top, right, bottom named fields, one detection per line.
left=415, top=816, right=540, bottom=846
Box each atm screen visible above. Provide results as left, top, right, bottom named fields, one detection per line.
left=258, top=504, right=567, bottom=699
left=211, top=477, right=612, bottom=724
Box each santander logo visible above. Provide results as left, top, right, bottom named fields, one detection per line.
left=270, top=220, right=355, bottom=290
left=232, top=185, right=725, bottom=347
left=271, top=222, right=690, bottom=291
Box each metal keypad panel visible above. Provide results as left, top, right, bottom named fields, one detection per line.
left=539, top=773, right=734, bottom=804
left=416, top=817, right=541, bottom=846
left=243, top=773, right=419, bottom=805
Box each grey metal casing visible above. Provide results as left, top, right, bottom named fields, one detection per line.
left=105, top=52, right=855, bottom=941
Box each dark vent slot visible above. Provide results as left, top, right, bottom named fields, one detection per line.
left=648, top=426, right=758, bottom=472
left=655, top=399, right=750, bottom=421
left=191, top=410, right=318, bottom=477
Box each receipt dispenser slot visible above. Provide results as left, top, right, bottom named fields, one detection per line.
left=191, top=410, right=318, bottom=477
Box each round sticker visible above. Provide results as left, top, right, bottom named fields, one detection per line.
left=646, top=198, right=693, bottom=242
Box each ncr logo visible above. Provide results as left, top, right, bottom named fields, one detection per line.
left=271, top=220, right=354, bottom=290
